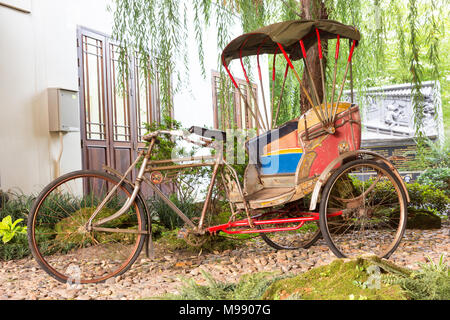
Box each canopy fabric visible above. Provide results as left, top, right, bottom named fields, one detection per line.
left=222, top=19, right=360, bottom=65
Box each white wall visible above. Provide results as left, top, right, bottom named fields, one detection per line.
left=0, top=0, right=113, bottom=195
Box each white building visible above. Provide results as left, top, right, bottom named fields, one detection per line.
left=0, top=0, right=269, bottom=195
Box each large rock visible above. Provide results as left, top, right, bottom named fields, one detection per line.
left=405, top=208, right=441, bottom=230
left=390, top=208, right=441, bottom=230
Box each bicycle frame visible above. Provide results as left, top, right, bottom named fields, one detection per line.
left=85, top=130, right=343, bottom=237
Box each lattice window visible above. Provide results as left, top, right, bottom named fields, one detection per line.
left=81, top=35, right=107, bottom=141
left=109, top=44, right=131, bottom=142
left=212, top=71, right=258, bottom=131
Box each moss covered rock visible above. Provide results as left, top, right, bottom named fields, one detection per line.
left=390, top=208, right=441, bottom=230
left=262, top=256, right=408, bottom=300
left=406, top=208, right=441, bottom=229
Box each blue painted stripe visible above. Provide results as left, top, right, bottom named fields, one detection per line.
left=260, top=153, right=303, bottom=175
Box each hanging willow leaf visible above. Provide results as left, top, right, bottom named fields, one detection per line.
left=111, top=0, right=446, bottom=136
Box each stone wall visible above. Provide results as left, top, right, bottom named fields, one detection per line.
left=345, top=81, right=443, bottom=180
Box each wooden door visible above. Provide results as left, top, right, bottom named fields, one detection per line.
left=107, top=43, right=136, bottom=179
left=78, top=29, right=110, bottom=172
left=77, top=27, right=160, bottom=178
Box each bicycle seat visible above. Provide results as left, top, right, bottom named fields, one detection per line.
left=189, top=126, right=227, bottom=141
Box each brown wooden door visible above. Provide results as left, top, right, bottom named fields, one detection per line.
left=77, top=27, right=160, bottom=178
left=107, top=42, right=136, bottom=179
left=78, top=28, right=110, bottom=172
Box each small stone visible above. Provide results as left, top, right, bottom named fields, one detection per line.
left=190, top=269, right=200, bottom=276
left=101, top=289, right=112, bottom=296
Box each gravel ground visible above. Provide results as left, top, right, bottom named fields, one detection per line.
left=0, top=222, right=448, bottom=300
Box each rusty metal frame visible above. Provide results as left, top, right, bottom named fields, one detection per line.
left=85, top=131, right=249, bottom=235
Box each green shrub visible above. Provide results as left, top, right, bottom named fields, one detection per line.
left=0, top=191, right=9, bottom=210
left=406, top=138, right=450, bottom=170
left=350, top=177, right=449, bottom=215
left=0, top=213, right=30, bottom=262
left=0, top=216, right=27, bottom=243
left=148, top=194, right=199, bottom=230
left=0, top=233, right=30, bottom=261
left=406, top=183, right=449, bottom=215
left=383, top=254, right=450, bottom=300
left=162, top=271, right=284, bottom=300
left=417, top=168, right=450, bottom=196
left=0, top=192, right=34, bottom=222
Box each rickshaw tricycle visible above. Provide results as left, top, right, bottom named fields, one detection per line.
left=28, top=19, right=409, bottom=284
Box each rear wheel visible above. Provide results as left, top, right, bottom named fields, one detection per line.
left=319, top=159, right=407, bottom=259
left=28, top=170, right=146, bottom=284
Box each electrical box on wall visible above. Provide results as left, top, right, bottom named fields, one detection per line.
left=48, top=88, right=80, bottom=132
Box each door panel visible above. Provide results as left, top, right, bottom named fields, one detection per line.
left=113, top=147, right=133, bottom=179
left=86, top=146, right=108, bottom=172
left=78, top=29, right=110, bottom=171
left=107, top=42, right=136, bottom=180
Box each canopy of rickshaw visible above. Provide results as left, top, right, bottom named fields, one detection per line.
left=222, top=19, right=360, bottom=65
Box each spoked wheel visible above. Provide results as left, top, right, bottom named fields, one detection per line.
left=319, top=159, right=407, bottom=259
left=28, top=170, right=146, bottom=284
left=259, top=209, right=321, bottom=250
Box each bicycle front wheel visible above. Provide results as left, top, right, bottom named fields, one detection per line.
left=28, top=170, right=146, bottom=284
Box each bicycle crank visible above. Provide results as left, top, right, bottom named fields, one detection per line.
left=178, top=228, right=209, bottom=247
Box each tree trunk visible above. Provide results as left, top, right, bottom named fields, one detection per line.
left=299, top=0, right=328, bottom=114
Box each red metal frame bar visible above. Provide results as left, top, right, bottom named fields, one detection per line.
left=335, top=34, right=341, bottom=60
left=299, top=39, right=321, bottom=108
left=207, top=211, right=343, bottom=235
left=239, top=37, right=251, bottom=83
left=316, top=28, right=323, bottom=59
left=329, top=35, right=341, bottom=125
left=222, top=43, right=265, bottom=130
left=277, top=43, right=295, bottom=70
left=331, top=39, right=357, bottom=123
left=222, top=56, right=239, bottom=89
left=348, top=39, right=356, bottom=62
left=272, top=48, right=278, bottom=81
left=316, top=28, right=328, bottom=121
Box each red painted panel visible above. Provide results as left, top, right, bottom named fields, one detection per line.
left=308, top=107, right=361, bottom=178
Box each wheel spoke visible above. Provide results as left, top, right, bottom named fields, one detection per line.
left=320, top=160, right=406, bottom=259
left=259, top=206, right=321, bottom=250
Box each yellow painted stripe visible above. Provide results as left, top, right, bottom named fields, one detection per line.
left=263, top=148, right=303, bottom=157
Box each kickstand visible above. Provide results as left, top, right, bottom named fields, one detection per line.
left=145, top=224, right=155, bottom=259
